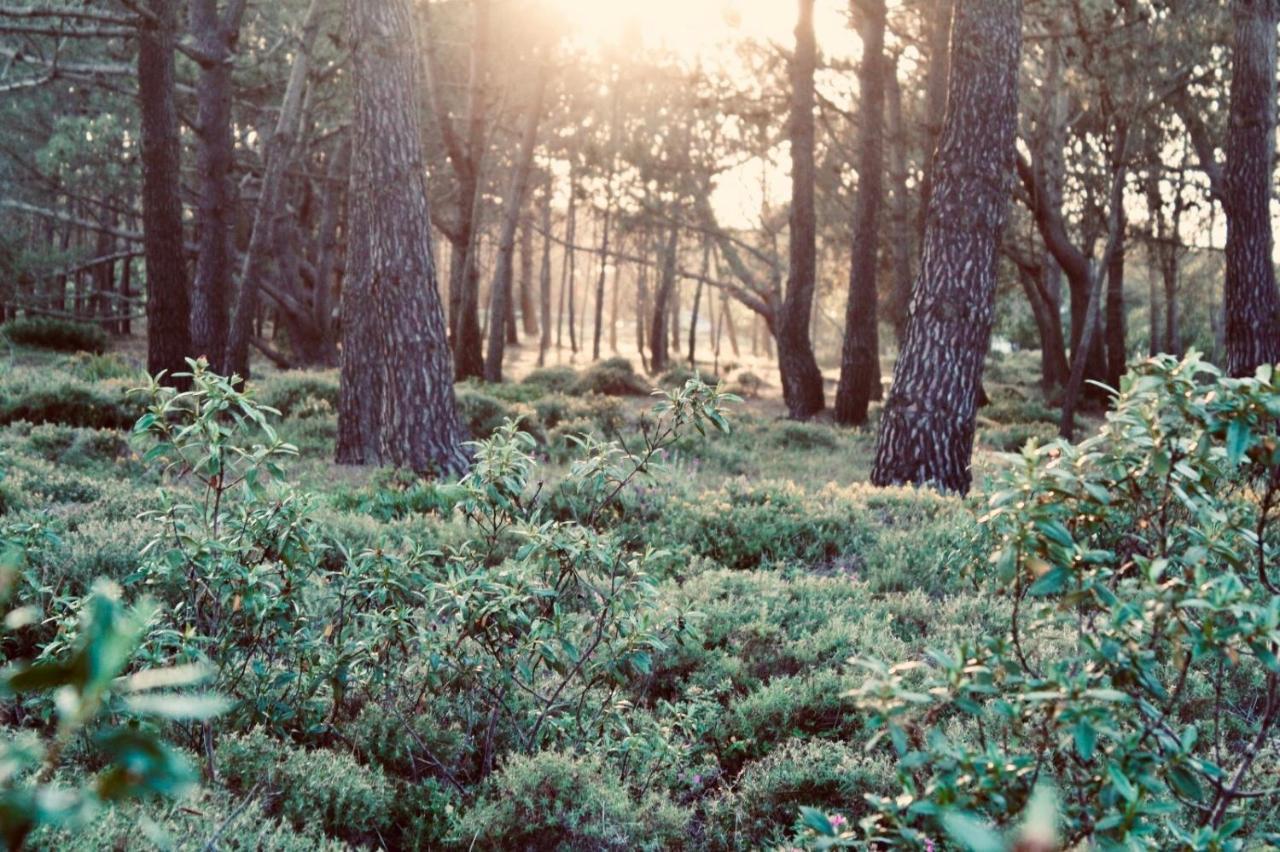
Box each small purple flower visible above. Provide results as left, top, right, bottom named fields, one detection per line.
left=692, top=774, right=702, bottom=785
left=924, top=838, right=936, bottom=852
left=829, top=814, right=848, bottom=831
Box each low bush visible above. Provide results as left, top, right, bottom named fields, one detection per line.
left=703, top=738, right=895, bottom=851
left=521, top=364, right=580, bottom=394
left=0, top=376, right=140, bottom=429
left=773, top=420, right=840, bottom=451
left=457, top=750, right=690, bottom=851
left=0, top=316, right=107, bottom=353
left=254, top=370, right=340, bottom=418
left=454, top=385, right=543, bottom=442
left=572, top=358, right=651, bottom=396
left=659, top=364, right=720, bottom=389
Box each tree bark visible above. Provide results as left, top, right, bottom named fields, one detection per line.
left=189, top=0, right=246, bottom=372
left=537, top=173, right=553, bottom=367
left=918, top=0, right=953, bottom=245
left=1222, top=0, right=1280, bottom=377
left=519, top=214, right=538, bottom=337
left=1104, top=206, right=1126, bottom=388
left=777, top=0, right=825, bottom=418
left=835, top=0, right=887, bottom=427
left=871, top=0, right=1021, bottom=494
left=337, top=0, right=467, bottom=475
left=485, top=64, right=548, bottom=382
left=138, top=0, right=192, bottom=384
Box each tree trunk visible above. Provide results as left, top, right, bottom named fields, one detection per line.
left=138, top=0, right=192, bottom=384
left=835, top=0, right=887, bottom=427
left=777, top=0, right=825, bottom=418
left=337, top=0, right=467, bottom=475
left=189, top=0, right=245, bottom=372
left=871, top=0, right=1022, bottom=494
left=519, top=214, right=538, bottom=337
left=648, top=224, right=679, bottom=374
left=537, top=173, right=553, bottom=366
left=485, top=65, right=548, bottom=382
left=688, top=242, right=710, bottom=365
left=1104, top=206, right=1126, bottom=388
left=225, top=0, right=320, bottom=379
left=592, top=206, right=611, bottom=361
left=564, top=163, right=579, bottom=353
left=1222, top=0, right=1280, bottom=377
left=310, top=136, right=349, bottom=367
left=885, top=51, right=913, bottom=344
left=917, top=0, right=953, bottom=245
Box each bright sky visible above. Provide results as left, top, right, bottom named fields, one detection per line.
left=545, top=0, right=857, bottom=60
left=544, top=1, right=861, bottom=229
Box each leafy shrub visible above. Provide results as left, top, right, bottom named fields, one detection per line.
left=731, top=371, right=766, bottom=398
left=572, top=358, right=651, bottom=396
left=253, top=370, right=339, bottom=418
left=64, top=351, right=142, bottom=382
left=22, top=424, right=128, bottom=468
left=0, top=317, right=107, bottom=353
left=521, top=365, right=580, bottom=394
left=978, top=420, right=1058, bottom=452
left=457, top=750, right=690, bottom=851
left=703, top=738, right=894, bottom=851
left=839, top=354, right=1280, bottom=849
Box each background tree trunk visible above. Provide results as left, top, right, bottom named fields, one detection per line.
left=871, top=0, right=1022, bottom=494
left=885, top=52, right=913, bottom=344
left=777, top=0, right=825, bottom=418
left=835, top=0, right=887, bottom=427
left=648, top=224, right=679, bottom=374
left=138, top=0, right=192, bottom=385
left=337, top=0, right=467, bottom=475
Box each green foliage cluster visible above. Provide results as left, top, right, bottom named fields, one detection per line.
left=808, top=354, right=1280, bottom=850
left=0, top=318, right=106, bottom=354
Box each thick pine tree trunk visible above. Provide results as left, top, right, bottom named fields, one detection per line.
left=189, top=0, right=245, bottom=373
left=777, top=0, right=826, bottom=418
left=1223, top=0, right=1280, bottom=377
left=835, top=0, right=887, bottom=427
left=917, top=0, right=953, bottom=245
left=138, top=0, right=192, bottom=384
left=337, top=0, right=467, bottom=475
left=871, top=0, right=1021, bottom=494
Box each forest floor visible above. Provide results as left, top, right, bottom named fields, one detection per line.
left=0, top=332, right=1110, bottom=849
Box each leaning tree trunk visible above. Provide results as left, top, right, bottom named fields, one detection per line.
left=337, top=0, right=467, bottom=475
left=777, top=0, right=826, bottom=418
left=138, top=0, right=192, bottom=385
left=189, top=0, right=245, bottom=373
left=485, top=64, right=548, bottom=382
left=917, top=0, right=954, bottom=245
left=1223, top=0, right=1280, bottom=377
left=834, top=0, right=887, bottom=427
left=225, top=0, right=321, bottom=379
left=871, top=0, right=1022, bottom=494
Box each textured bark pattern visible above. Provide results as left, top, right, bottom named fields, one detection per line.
left=519, top=218, right=537, bottom=336
left=777, top=0, right=825, bottom=418
left=138, top=0, right=192, bottom=383
left=337, top=0, right=467, bottom=475
left=917, top=0, right=953, bottom=244
left=871, top=0, right=1021, bottom=494
left=648, top=225, right=680, bottom=374
left=885, top=53, right=913, bottom=343
left=1104, top=207, right=1126, bottom=389
left=834, top=0, right=887, bottom=427
left=189, top=0, right=243, bottom=372
left=1223, top=0, right=1280, bottom=377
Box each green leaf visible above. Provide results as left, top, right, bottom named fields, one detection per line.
left=1028, top=565, right=1070, bottom=596
left=799, top=806, right=834, bottom=836
left=1167, top=765, right=1204, bottom=801
left=1108, top=764, right=1137, bottom=802
left=941, top=811, right=1005, bottom=852
left=1226, top=419, right=1250, bottom=466
left=1074, top=719, right=1097, bottom=762
left=124, top=692, right=230, bottom=720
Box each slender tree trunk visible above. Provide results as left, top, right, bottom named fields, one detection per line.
left=564, top=163, right=579, bottom=353
left=519, top=215, right=538, bottom=337
left=885, top=52, right=913, bottom=344
left=138, top=0, right=192, bottom=384
left=636, top=232, right=650, bottom=372
left=337, top=0, right=467, bottom=475
left=835, top=0, right=887, bottom=426
left=649, top=224, right=679, bottom=374
left=777, top=0, right=825, bottom=418
left=871, top=0, right=1022, bottom=494
left=1147, top=247, right=1162, bottom=357
left=688, top=242, right=709, bottom=365
left=1223, top=0, right=1280, bottom=376
left=1104, top=207, right=1126, bottom=388
left=592, top=207, right=611, bottom=361
left=537, top=173, right=553, bottom=366
left=225, top=0, right=320, bottom=379
left=485, top=65, right=548, bottom=382
left=609, top=251, right=620, bottom=354
left=311, top=136, right=349, bottom=367
left=189, top=0, right=246, bottom=372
